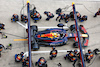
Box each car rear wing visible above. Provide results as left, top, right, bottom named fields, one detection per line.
left=79, top=25, right=89, bottom=47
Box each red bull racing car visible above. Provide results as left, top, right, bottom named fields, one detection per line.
left=28, top=24, right=89, bottom=50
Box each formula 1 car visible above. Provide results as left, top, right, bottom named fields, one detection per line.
left=28, top=23, right=89, bottom=50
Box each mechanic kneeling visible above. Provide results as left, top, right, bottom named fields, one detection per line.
left=85, top=49, right=94, bottom=63
left=79, top=15, right=87, bottom=22
left=50, top=47, right=58, bottom=60
left=0, top=44, right=5, bottom=57
left=0, top=23, right=5, bottom=30
left=15, top=52, right=24, bottom=62
left=22, top=57, right=29, bottom=67
left=11, top=14, right=19, bottom=22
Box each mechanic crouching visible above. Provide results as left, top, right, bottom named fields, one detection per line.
left=50, top=47, right=58, bottom=60
left=85, top=49, right=94, bottom=63
left=69, top=11, right=81, bottom=20
left=15, top=52, right=24, bottom=62
left=64, top=50, right=79, bottom=67
left=11, top=14, right=19, bottom=22
left=35, top=57, right=47, bottom=67
left=44, top=11, right=54, bottom=21
left=79, top=15, right=87, bottom=22
left=22, top=57, right=29, bottom=67
left=0, top=23, right=5, bottom=30
left=0, top=44, right=5, bottom=57
left=21, top=14, right=28, bottom=23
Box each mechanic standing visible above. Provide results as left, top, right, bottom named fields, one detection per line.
left=15, top=52, right=24, bottom=62
left=50, top=47, right=58, bottom=60
left=56, top=12, right=65, bottom=22
left=44, top=11, right=54, bottom=21
left=94, top=8, right=100, bottom=17
left=0, top=44, right=5, bottom=57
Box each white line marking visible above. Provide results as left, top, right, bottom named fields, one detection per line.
left=38, top=26, right=69, bottom=30
left=16, top=21, right=69, bottom=30
left=24, top=49, right=84, bottom=57
left=16, top=21, right=27, bottom=29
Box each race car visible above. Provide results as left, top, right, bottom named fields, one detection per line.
left=34, top=24, right=89, bottom=46
left=29, top=23, right=89, bottom=50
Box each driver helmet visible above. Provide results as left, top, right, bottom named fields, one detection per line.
left=54, top=33, right=57, bottom=36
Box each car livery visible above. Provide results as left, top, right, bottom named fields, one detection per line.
left=34, top=25, right=89, bottom=47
